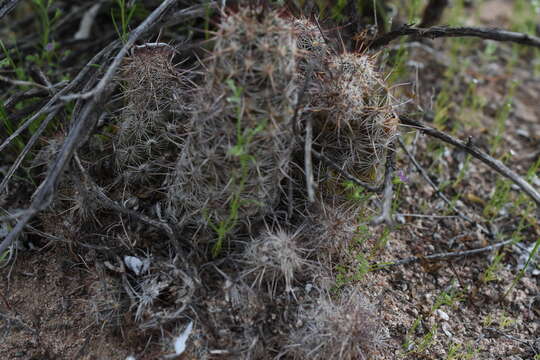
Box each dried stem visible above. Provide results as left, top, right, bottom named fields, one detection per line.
left=0, top=75, right=66, bottom=91
left=0, top=40, right=120, bottom=153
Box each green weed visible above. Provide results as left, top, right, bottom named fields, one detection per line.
left=402, top=284, right=463, bottom=357
left=504, top=237, right=540, bottom=298
left=207, top=80, right=268, bottom=257
left=0, top=102, right=25, bottom=151
left=334, top=224, right=372, bottom=288
left=481, top=247, right=505, bottom=283
left=0, top=40, right=26, bottom=80
left=445, top=341, right=478, bottom=360
left=384, top=39, right=409, bottom=85
left=483, top=179, right=512, bottom=219
left=111, top=0, right=138, bottom=43
left=490, top=81, right=517, bottom=154
left=31, top=0, right=62, bottom=65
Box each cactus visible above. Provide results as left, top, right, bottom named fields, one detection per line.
left=114, top=44, right=190, bottom=181
left=167, top=8, right=298, bottom=235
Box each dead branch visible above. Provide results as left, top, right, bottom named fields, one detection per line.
left=0, top=75, right=67, bottom=91
left=370, top=24, right=540, bottom=50
left=0, top=210, right=30, bottom=222
left=400, top=115, right=540, bottom=207
left=164, top=3, right=217, bottom=27
left=376, top=238, right=514, bottom=268
left=3, top=88, right=49, bottom=110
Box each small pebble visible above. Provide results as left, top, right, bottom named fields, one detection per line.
left=436, top=309, right=450, bottom=321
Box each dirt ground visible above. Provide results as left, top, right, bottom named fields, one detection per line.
left=1, top=1, right=539, bottom=359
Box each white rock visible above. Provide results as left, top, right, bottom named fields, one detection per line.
left=124, top=256, right=150, bottom=276
left=441, top=322, right=453, bottom=337
left=174, top=321, right=193, bottom=355
left=436, top=309, right=450, bottom=321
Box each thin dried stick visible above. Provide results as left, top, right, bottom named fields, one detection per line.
left=0, top=209, right=30, bottom=222
left=164, top=3, right=216, bottom=27
left=0, top=75, right=66, bottom=90
left=397, top=136, right=477, bottom=225
left=371, top=146, right=396, bottom=226
left=305, top=115, right=315, bottom=203
left=0, top=0, right=180, bottom=256
left=3, top=88, right=49, bottom=110
left=400, top=115, right=540, bottom=207
left=376, top=238, right=514, bottom=268
left=370, top=24, right=540, bottom=50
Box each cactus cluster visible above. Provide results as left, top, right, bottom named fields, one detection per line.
left=37, top=6, right=398, bottom=359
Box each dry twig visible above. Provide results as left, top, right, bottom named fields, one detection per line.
left=397, top=136, right=478, bottom=226
left=376, top=238, right=514, bottom=268
left=0, top=41, right=121, bottom=154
